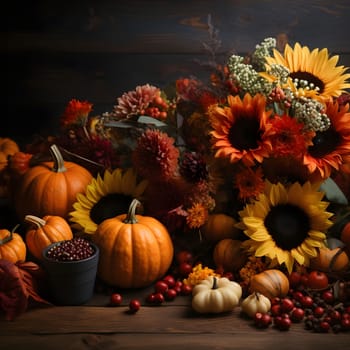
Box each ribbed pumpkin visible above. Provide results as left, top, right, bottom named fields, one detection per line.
left=309, top=246, right=349, bottom=273
left=24, top=214, right=73, bottom=260
left=249, top=269, right=290, bottom=299
left=0, top=225, right=26, bottom=263
left=213, top=238, right=248, bottom=272
left=0, top=137, right=20, bottom=171
left=93, top=198, right=174, bottom=288
left=201, top=214, right=241, bottom=242
left=14, top=144, right=93, bottom=221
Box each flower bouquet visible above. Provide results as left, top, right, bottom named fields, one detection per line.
left=1, top=31, right=350, bottom=325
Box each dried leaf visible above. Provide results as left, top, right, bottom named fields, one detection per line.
left=0, top=259, right=51, bottom=321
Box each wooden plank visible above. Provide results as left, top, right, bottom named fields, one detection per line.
left=1, top=305, right=349, bottom=350
left=4, top=0, right=350, bottom=54
left=0, top=332, right=348, bottom=350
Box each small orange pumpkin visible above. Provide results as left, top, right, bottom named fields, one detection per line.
left=24, top=214, right=74, bottom=260
left=0, top=138, right=20, bottom=171
left=9, top=151, right=33, bottom=176
left=201, top=214, right=241, bottom=242
left=14, top=144, right=93, bottom=221
left=213, top=238, right=248, bottom=272
left=309, top=246, right=349, bottom=273
left=0, top=225, right=26, bottom=263
left=93, top=198, right=174, bottom=288
left=249, top=269, right=290, bottom=299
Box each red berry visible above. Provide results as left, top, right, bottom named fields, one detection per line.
left=278, top=316, right=291, bottom=331
left=321, top=290, right=334, bottom=304
left=110, top=293, right=123, bottom=306
left=254, top=312, right=272, bottom=328
left=153, top=292, right=165, bottom=305
left=319, top=321, right=330, bottom=333
left=180, top=283, right=192, bottom=296
left=165, top=288, right=177, bottom=301
left=271, top=304, right=281, bottom=317
left=300, top=274, right=309, bottom=287
left=301, top=295, right=313, bottom=308
left=288, top=271, right=301, bottom=288
left=290, top=307, right=305, bottom=322
left=178, top=262, right=193, bottom=278
left=162, top=275, right=176, bottom=288
left=341, top=318, right=350, bottom=331
left=271, top=297, right=281, bottom=306
left=129, top=299, right=141, bottom=313
left=155, top=280, right=168, bottom=294
left=280, top=298, right=294, bottom=313
left=146, top=293, right=156, bottom=304
left=314, top=306, right=325, bottom=318
left=176, top=250, right=193, bottom=264
left=292, top=291, right=304, bottom=302
left=174, top=280, right=183, bottom=293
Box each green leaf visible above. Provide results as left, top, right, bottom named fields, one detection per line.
left=320, top=177, right=348, bottom=205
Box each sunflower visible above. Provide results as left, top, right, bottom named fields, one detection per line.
left=238, top=181, right=333, bottom=273
left=209, top=93, right=272, bottom=166
left=262, top=42, right=350, bottom=101
left=69, top=168, right=148, bottom=234
left=303, top=100, right=350, bottom=179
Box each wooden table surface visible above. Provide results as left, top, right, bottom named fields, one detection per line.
left=1, top=284, right=349, bottom=350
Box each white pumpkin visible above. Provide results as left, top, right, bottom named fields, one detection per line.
left=240, top=292, right=271, bottom=318
left=191, top=276, right=242, bottom=314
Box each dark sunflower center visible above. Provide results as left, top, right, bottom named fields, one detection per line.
left=90, top=193, right=133, bottom=225
left=290, top=71, right=325, bottom=94
left=264, top=203, right=310, bottom=250
left=228, top=116, right=261, bottom=150
left=308, top=128, right=340, bottom=158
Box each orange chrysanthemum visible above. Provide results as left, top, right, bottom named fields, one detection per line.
left=304, top=101, right=350, bottom=179
left=209, top=93, right=272, bottom=166
left=265, top=115, right=314, bottom=158
left=186, top=202, right=208, bottom=229
left=60, top=99, right=93, bottom=128
left=234, top=167, right=265, bottom=201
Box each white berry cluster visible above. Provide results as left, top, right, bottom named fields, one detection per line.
left=292, top=97, right=331, bottom=132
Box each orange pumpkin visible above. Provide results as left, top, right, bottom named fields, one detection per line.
left=24, top=214, right=73, bottom=260
left=93, top=198, right=174, bottom=288
left=14, top=144, right=93, bottom=221
left=201, top=214, right=241, bottom=242
left=0, top=225, right=26, bottom=263
left=249, top=269, right=290, bottom=299
left=213, top=238, right=248, bottom=272
left=340, top=220, right=350, bottom=248
left=309, top=246, right=349, bottom=273
left=0, top=138, right=20, bottom=171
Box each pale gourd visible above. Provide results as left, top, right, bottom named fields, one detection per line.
left=191, top=276, right=242, bottom=314
left=240, top=292, right=271, bottom=318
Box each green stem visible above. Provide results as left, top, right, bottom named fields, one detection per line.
left=49, top=144, right=67, bottom=173
left=212, top=276, right=218, bottom=289
left=24, top=215, right=46, bottom=228
left=123, top=199, right=140, bottom=224
left=0, top=224, right=20, bottom=245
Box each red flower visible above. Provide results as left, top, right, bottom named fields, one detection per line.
left=60, top=99, right=93, bottom=128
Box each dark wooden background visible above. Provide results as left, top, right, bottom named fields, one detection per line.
left=4, top=0, right=350, bottom=147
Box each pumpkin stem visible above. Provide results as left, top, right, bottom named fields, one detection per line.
left=24, top=215, right=47, bottom=228
left=123, top=199, right=141, bottom=224
left=212, top=276, right=218, bottom=289
left=0, top=224, right=20, bottom=245
left=49, top=144, right=67, bottom=173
